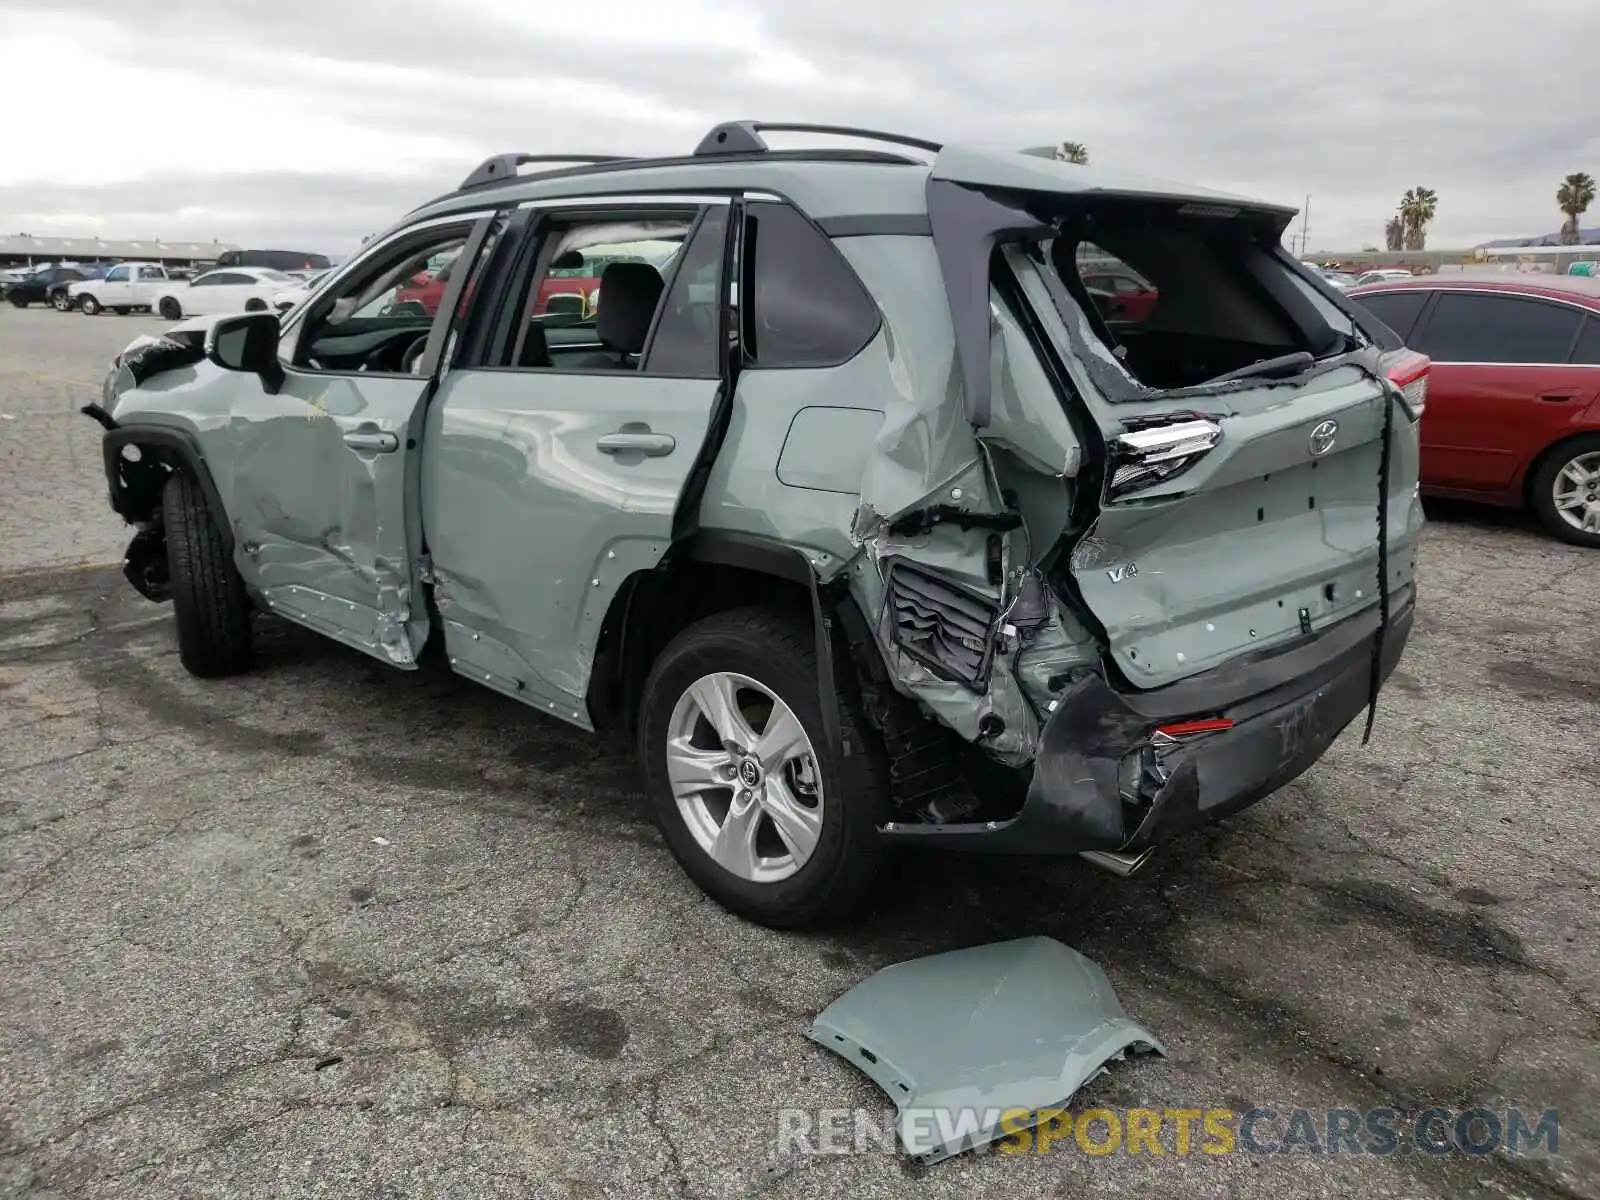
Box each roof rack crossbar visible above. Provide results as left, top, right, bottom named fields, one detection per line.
left=694, top=121, right=942, bottom=158
left=459, top=153, right=632, bottom=191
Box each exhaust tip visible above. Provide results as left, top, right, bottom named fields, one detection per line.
left=1080, top=848, right=1155, bottom=878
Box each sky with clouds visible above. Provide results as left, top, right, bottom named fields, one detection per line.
left=3, top=0, right=1597, bottom=257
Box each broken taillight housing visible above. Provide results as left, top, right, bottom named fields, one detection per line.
left=1383, top=349, right=1429, bottom=421
left=1109, top=418, right=1223, bottom=498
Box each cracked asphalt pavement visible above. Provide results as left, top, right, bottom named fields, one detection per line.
left=2, top=307, right=1597, bottom=1198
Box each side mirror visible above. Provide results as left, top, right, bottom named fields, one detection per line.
left=207, top=312, right=284, bottom=393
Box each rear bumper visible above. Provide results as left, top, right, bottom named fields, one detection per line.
left=882, top=587, right=1414, bottom=855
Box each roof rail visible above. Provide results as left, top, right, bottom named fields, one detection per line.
left=693, top=121, right=942, bottom=158
left=459, top=153, right=631, bottom=191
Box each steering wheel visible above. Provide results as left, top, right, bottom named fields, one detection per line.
left=399, top=333, right=430, bottom=376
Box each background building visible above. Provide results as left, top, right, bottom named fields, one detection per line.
left=0, top=234, right=240, bottom=269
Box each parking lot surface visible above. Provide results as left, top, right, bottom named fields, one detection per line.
left=1, top=306, right=1596, bottom=1198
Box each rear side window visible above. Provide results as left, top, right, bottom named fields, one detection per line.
left=1572, top=316, right=1600, bottom=365
left=743, top=202, right=879, bottom=368
left=1352, top=290, right=1429, bottom=341
left=644, top=207, right=727, bottom=377
left=1413, top=293, right=1583, bottom=364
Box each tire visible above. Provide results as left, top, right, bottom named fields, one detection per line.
left=52, top=292, right=71, bottom=312
left=162, top=472, right=253, bottom=677
left=244, top=297, right=267, bottom=312
left=8, top=295, right=27, bottom=308
left=637, top=607, right=890, bottom=928
left=79, top=295, right=101, bottom=315
left=1529, top=433, right=1600, bottom=548
left=158, top=297, right=182, bottom=320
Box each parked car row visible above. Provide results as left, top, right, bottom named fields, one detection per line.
left=3, top=263, right=106, bottom=308
left=3, top=262, right=308, bottom=314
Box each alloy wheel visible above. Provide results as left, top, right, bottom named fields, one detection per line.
left=665, top=671, right=824, bottom=884
left=1552, top=450, right=1600, bottom=536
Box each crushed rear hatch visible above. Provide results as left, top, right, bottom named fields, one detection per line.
left=927, top=148, right=1422, bottom=693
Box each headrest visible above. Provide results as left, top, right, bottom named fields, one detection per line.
left=596, top=262, right=664, bottom=354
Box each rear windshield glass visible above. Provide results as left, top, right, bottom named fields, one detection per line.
left=1048, top=222, right=1352, bottom=390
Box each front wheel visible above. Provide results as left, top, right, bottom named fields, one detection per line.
left=638, top=607, right=890, bottom=928
left=52, top=292, right=71, bottom=311
left=1531, top=434, right=1600, bottom=548
left=163, top=472, right=253, bottom=676
left=158, top=297, right=182, bottom=320
left=244, top=298, right=267, bottom=312
left=79, top=295, right=101, bottom=315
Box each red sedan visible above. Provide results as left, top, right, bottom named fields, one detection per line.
left=1349, top=276, right=1600, bottom=547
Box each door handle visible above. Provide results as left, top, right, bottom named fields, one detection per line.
left=343, top=428, right=399, bottom=453
left=1537, top=391, right=1580, bottom=403
left=597, top=431, right=676, bottom=456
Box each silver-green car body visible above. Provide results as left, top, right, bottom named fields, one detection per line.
left=93, top=125, right=1422, bottom=903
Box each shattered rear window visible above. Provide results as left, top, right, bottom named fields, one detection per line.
left=1051, top=226, right=1349, bottom=391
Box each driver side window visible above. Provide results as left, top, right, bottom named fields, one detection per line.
left=290, top=224, right=474, bottom=375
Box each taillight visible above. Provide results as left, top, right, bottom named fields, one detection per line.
left=1384, top=350, right=1429, bottom=421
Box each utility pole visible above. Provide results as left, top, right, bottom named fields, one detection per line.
left=1297, top=194, right=1312, bottom=257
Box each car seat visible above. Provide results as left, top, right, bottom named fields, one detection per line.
left=575, top=262, right=664, bottom=369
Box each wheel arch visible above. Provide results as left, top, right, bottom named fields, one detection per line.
left=101, top=424, right=232, bottom=554
left=584, top=531, right=860, bottom=759
left=1522, top=426, right=1600, bottom=510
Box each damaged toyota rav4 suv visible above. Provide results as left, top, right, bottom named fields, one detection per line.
left=88, top=122, right=1424, bottom=927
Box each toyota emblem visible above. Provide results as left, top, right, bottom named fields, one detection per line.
left=1308, top=419, right=1339, bottom=457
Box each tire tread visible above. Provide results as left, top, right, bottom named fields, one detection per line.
left=163, top=472, right=253, bottom=676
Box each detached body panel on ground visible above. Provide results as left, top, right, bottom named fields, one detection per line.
left=90, top=125, right=1422, bottom=923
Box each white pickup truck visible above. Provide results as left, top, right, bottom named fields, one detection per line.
left=68, top=262, right=172, bottom=315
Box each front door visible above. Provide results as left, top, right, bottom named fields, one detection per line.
left=421, top=200, right=731, bottom=716
left=98, top=266, right=131, bottom=305
left=226, top=213, right=496, bottom=666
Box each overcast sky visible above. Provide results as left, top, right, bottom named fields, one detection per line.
left=3, top=0, right=1597, bottom=256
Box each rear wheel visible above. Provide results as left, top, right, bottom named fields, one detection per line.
left=638, top=607, right=890, bottom=928
left=244, top=297, right=267, bottom=312
left=1531, top=434, right=1600, bottom=548
left=163, top=472, right=253, bottom=676
left=79, top=295, right=101, bottom=315
left=158, top=297, right=182, bottom=320
left=8, top=295, right=27, bottom=308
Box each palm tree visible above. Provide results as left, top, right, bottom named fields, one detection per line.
left=1055, top=142, right=1089, bottom=166
left=1557, top=172, right=1596, bottom=245
left=1384, top=215, right=1404, bottom=251
left=1399, top=187, right=1438, bottom=251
